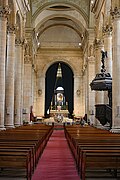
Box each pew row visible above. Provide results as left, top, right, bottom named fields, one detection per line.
left=64, top=125, right=120, bottom=179
left=0, top=123, right=54, bottom=179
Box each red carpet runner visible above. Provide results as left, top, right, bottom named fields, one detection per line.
left=32, top=129, right=80, bottom=180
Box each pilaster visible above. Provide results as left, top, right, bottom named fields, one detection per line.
left=36, top=74, right=45, bottom=117
left=14, top=39, right=23, bottom=126
left=94, top=38, right=104, bottom=127
left=103, top=24, right=113, bottom=104
left=87, top=56, right=95, bottom=125
left=110, top=6, right=120, bottom=133
left=23, top=43, right=33, bottom=122
left=5, top=24, right=16, bottom=128
left=74, top=75, right=82, bottom=116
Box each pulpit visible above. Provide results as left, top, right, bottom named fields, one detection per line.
left=90, top=50, right=112, bottom=128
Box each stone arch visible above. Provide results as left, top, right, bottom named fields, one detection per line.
left=32, top=1, right=89, bottom=23
left=104, top=0, right=112, bottom=25
left=41, top=58, right=77, bottom=78
left=38, top=23, right=82, bottom=39
left=34, top=11, right=87, bottom=33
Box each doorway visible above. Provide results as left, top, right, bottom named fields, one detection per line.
left=45, top=61, right=74, bottom=118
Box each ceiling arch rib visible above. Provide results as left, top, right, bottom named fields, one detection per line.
left=33, top=9, right=87, bottom=31
left=32, top=1, right=90, bottom=51
left=32, top=0, right=89, bottom=23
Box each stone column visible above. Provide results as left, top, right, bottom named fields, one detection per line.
left=23, top=53, right=32, bottom=122
left=110, top=7, right=120, bottom=132
left=103, top=25, right=113, bottom=104
left=74, top=75, right=82, bottom=116
left=94, top=39, right=104, bottom=127
left=0, top=5, right=10, bottom=129
left=32, top=65, right=37, bottom=117
left=5, top=25, right=16, bottom=128
left=14, top=39, right=22, bottom=126
left=81, top=71, right=86, bottom=116
left=87, top=56, right=95, bottom=125
left=20, top=41, right=25, bottom=124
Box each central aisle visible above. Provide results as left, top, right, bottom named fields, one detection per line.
left=32, top=129, right=80, bottom=180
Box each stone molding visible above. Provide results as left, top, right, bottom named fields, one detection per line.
left=88, top=56, right=95, bottom=63
left=94, top=38, right=103, bottom=49
left=15, top=38, right=23, bottom=46
left=88, top=44, right=94, bottom=57
left=0, top=5, right=11, bottom=18
left=7, top=24, right=16, bottom=33
left=24, top=55, right=32, bottom=64
left=110, top=7, right=120, bottom=19
left=102, top=24, right=113, bottom=36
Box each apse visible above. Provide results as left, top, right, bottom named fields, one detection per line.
left=45, top=62, right=74, bottom=118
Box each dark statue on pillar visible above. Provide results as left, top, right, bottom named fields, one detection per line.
left=101, top=50, right=107, bottom=73
left=90, top=50, right=112, bottom=128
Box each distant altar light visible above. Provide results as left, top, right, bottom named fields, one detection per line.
left=57, top=63, right=62, bottom=77
left=56, top=87, right=64, bottom=91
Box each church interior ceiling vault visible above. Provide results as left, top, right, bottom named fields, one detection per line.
left=31, top=0, right=93, bottom=54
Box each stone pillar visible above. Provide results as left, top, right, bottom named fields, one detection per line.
left=110, top=7, right=120, bottom=132
left=0, top=5, right=10, bottom=129
left=94, top=39, right=104, bottom=127
left=74, top=75, right=81, bottom=116
left=23, top=52, right=32, bottom=122
left=32, top=65, right=37, bottom=117
left=5, top=25, right=16, bottom=128
left=81, top=71, right=86, bottom=116
left=103, top=24, right=113, bottom=104
left=14, top=39, right=22, bottom=126
left=87, top=56, right=95, bottom=125
left=20, top=41, right=25, bottom=124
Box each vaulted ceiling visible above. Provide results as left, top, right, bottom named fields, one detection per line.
left=28, top=0, right=94, bottom=50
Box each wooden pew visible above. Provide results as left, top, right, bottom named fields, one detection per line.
left=64, top=125, right=120, bottom=179
left=0, top=124, right=54, bottom=179
left=80, top=149, right=120, bottom=180
left=0, top=149, right=31, bottom=180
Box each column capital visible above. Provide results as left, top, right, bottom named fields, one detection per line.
left=88, top=56, right=95, bottom=63
left=94, top=38, right=103, bottom=49
left=24, top=55, right=32, bottom=64
left=110, top=7, right=120, bottom=19
left=7, top=24, right=16, bottom=34
left=15, top=38, right=23, bottom=46
left=102, top=24, right=113, bottom=36
left=0, top=5, right=11, bottom=18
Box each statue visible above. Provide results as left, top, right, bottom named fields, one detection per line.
left=101, top=50, right=107, bottom=73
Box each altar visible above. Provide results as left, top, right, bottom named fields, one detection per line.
left=50, top=109, right=68, bottom=117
